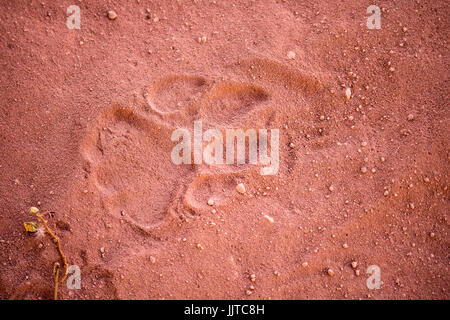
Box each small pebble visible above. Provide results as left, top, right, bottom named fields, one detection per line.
left=236, top=183, right=246, bottom=194
left=207, top=198, right=215, bottom=206
left=287, top=51, right=296, bottom=59
left=301, top=262, right=308, bottom=268
left=345, top=87, right=352, bottom=101
left=430, top=232, right=435, bottom=238
left=351, top=261, right=358, bottom=269
left=149, top=256, right=156, bottom=264
left=328, top=185, right=335, bottom=192
left=360, top=167, right=367, bottom=174
left=342, top=243, right=349, bottom=249
left=327, top=268, right=335, bottom=277
left=250, top=274, right=256, bottom=282
left=107, top=10, right=118, bottom=20
left=407, top=114, right=415, bottom=121
left=263, top=215, right=274, bottom=224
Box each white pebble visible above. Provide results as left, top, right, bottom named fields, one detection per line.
left=345, top=87, right=352, bottom=101
left=287, top=51, right=296, bottom=59
left=263, top=215, right=274, bottom=223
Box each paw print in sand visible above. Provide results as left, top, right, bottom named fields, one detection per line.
left=81, top=72, right=274, bottom=234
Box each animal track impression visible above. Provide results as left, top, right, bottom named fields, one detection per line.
left=81, top=62, right=326, bottom=233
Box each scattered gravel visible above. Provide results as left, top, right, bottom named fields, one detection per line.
left=198, top=36, right=207, bottom=44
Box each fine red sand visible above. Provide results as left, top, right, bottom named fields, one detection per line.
left=0, top=0, right=448, bottom=300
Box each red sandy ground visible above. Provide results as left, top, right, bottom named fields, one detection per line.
left=0, top=0, right=448, bottom=300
